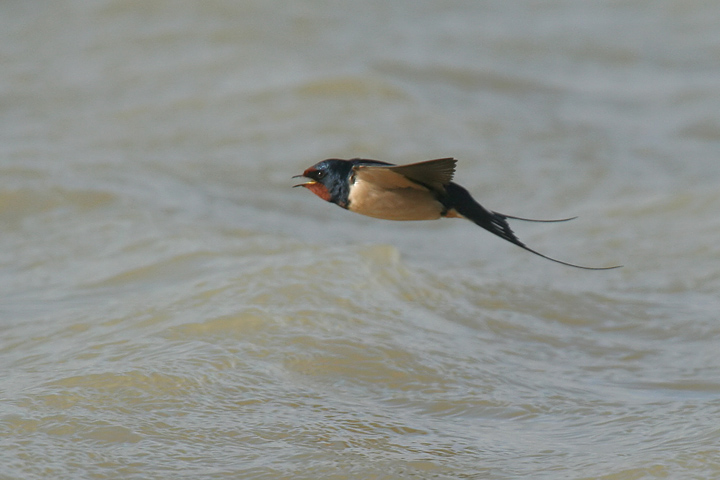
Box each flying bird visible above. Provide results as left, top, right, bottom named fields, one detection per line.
left=293, top=157, right=621, bottom=270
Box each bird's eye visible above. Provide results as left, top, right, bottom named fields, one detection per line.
left=315, top=170, right=326, bottom=179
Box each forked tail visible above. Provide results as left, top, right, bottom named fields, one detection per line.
left=444, top=183, right=622, bottom=270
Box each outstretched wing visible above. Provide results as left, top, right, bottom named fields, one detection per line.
left=386, top=158, right=456, bottom=189
left=353, top=158, right=456, bottom=193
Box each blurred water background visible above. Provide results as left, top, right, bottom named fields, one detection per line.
left=2, top=1, right=720, bottom=478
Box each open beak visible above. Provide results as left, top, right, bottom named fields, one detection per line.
left=292, top=174, right=316, bottom=188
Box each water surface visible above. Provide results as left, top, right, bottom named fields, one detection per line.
left=2, top=1, right=720, bottom=479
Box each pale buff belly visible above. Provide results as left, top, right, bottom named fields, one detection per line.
left=347, top=181, right=444, bottom=221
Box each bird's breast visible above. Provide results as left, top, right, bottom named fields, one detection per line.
left=347, top=179, right=444, bottom=221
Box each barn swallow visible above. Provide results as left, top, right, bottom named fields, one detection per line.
left=293, top=157, right=621, bottom=270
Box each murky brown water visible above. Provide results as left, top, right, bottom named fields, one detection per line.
left=2, top=1, right=720, bottom=478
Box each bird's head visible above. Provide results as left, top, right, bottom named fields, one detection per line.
left=293, top=159, right=353, bottom=206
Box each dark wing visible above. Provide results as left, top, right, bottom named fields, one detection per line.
left=349, top=159, right=395, bottom=167
left=386, top=158, right=456, bottom=191
left=353, top=157, right=457, bottom=193
left=353, top=163, right=430, bottom=191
